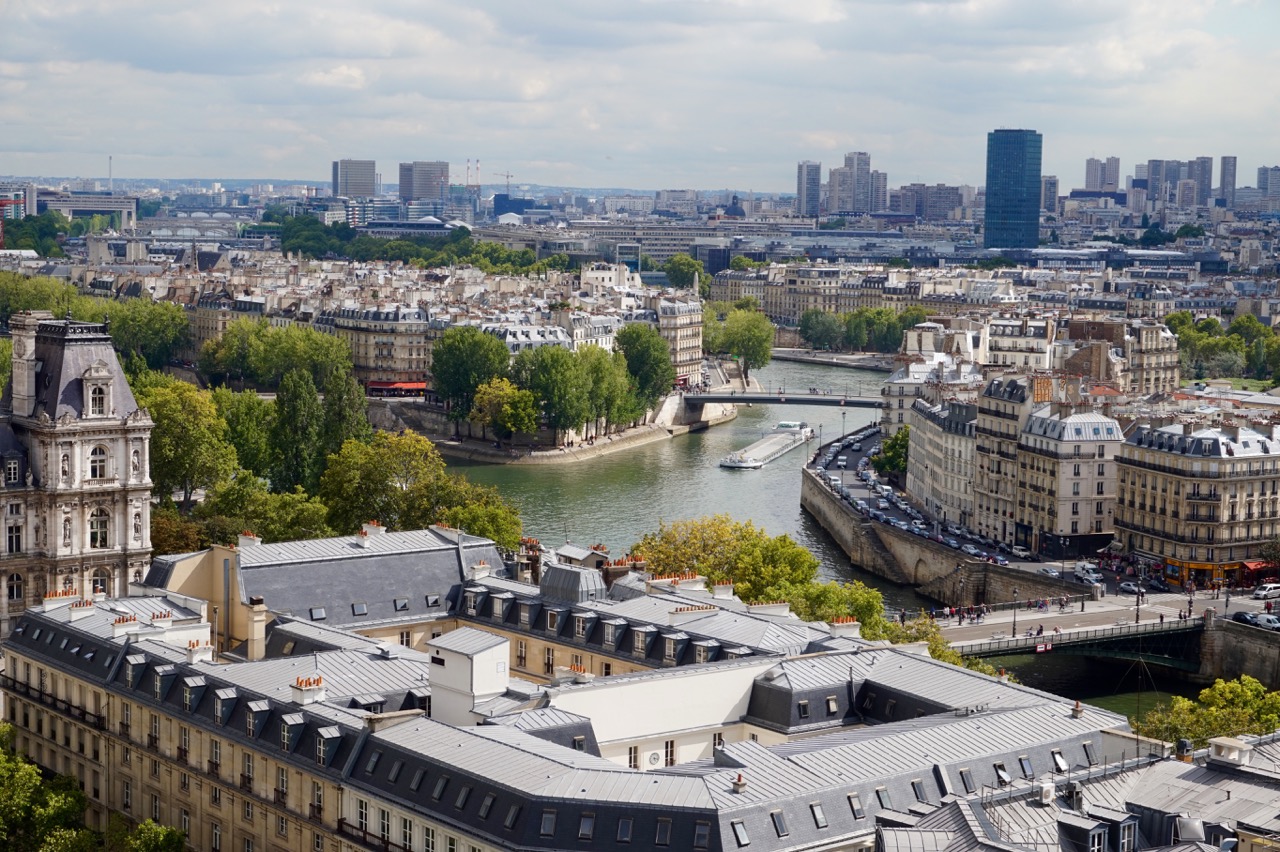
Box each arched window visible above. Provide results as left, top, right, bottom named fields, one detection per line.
left=89, top=508, right=110, bottom=549
left=6, top=572, right=22, bottom=601
left=90, top=386, right=106, bottom=416
left=91, top=569, right=110, bottom=595
left=90, top=447, right=108, bottom=480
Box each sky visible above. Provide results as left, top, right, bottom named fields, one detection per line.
left=3, top=0, right=1278, bottom=193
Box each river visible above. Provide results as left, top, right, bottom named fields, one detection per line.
left=448, top=357, right=1201, bottom=717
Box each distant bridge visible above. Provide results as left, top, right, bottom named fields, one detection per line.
left=684, top=391, right=882, bottom=408
left=952, top=617, right=1206, bottom=672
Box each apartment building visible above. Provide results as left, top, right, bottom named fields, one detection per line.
left=1124, top=321, right=1181, bottom=396
left=1116, top=423, right=1280, bottom=588
left=881, top=354, right=983, bottom=437
left=986, top=317, right=1054, bottom=371
left=1014, top=406, right=1123, bottom=559
left=323, top=304, right=437, bottom=388
left=973, top=376, right=1039, bottom=545
left=1, top=312, right=153, bottom=639
left=905, top=400, right=976, bottom=527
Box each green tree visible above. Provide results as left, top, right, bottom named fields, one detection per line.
left=728, top=255, right=764, bottom=271
left=318, top=431, right=522, bottom=547
left=0, top=724, right=96, bottom=852
left=431, top=326, right=511, bottom=429
left=511, top=345, right=590, bottom=443
left=872, top=425, right=909, bottom=475
left=270, top=369, right=323, bottom=493
left=720, top=309, right=773, bottom=380
left=471, top=378, right=539, bottom=445
left=1227, top=314, right=1273, bottom=346
left=1133, top=676, right=1280, bottom=747
left=320, top=370, right=372, bottom=459
left=844, top=313, right=869, bottom=351
left=798, top=309, right=844, bottom=350
left=1174, top=224, right=1206, bottom=239
left=211, top=387, right=275, bottom=476
left=662, top=253, right=705, bottom=289
left=615, top=324, right=675, bottom=409
left=122, top=820, right=187, bottom=852
left=1164, top=310, right=1195, bottom=335
left=137, top=382, right=238, bottom=509
left=577, top=346, right=638, bottom=434
left=149, top=502, right=203, bottom=556
left=201, top=472, right=333, bottom=543
left=105, top=300, right=190, bottom=369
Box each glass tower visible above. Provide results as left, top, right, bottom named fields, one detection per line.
left=983, top=130, right=1042, bottom=249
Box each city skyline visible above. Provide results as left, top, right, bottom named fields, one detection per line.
left=3, top=1, right=1278, bottom=191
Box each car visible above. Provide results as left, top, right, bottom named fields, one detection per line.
left=1146, top=577, right=1172, bottom=593
left=993, top=555, right=1009, bottom=566
left=1038, top=567, right=1061, bottom=578
left=1252, top=583, right=1280, bottom=600
left=945, top=538, right=961, bottom=549
left=854, top=499, right=868, bottom=512
left=975, top=536, right=995, bottom=548
left=1011, top=545, right=1033, bottom=560
left=1118, top=581, right=1142, bottom=595
left=836, top=456, right=848, bottom=469
left=910, top=519, right=927, bottom=529
left=850, top=442, right=862, bottom=452
left=961, top=544, right=980, bottom=557
left=1255, top=613, right=1280, bottom=631
left=877, top=499, right=890, bottom=511
left=870, top=510, right=886, bottom=522
left=1232, top=611, right=1261, bottom=626
left=997, top=542, right=1012, bottom=554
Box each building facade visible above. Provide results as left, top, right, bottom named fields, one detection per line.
left=397, top=161, right=449, bottom=203
left=983, top=129, right=1043, bottom=249
left=796, top=161, right=821, bottom=217
left=331, top=159, right=377, bottom=199
left=905, top=400, right=976, bottom=527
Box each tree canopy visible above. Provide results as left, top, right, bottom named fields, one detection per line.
left=872, top=425, right=909, bottom=476
left=136, top=378, right=238, bottom=509
left=1133, top=676, right=1280, bottom=747
left=615, top=324, right=675, bottom=409
left=1166, top=309, right=1279, bottom=383
left=430, top=326, right=512, bottom=425
left=471, top=378, right=540, bottom=445
left=798, top=309, right=845, bottom=350
left=199, top=318, right=351, bottom=390
left=661, top=253, right=705, bottom=289
left=719, top=309, right=773, bottom=380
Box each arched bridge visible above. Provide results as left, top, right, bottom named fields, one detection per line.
left=684, top=391, right=883, bottom=408
left=951, top=617, right=1206, bottom=672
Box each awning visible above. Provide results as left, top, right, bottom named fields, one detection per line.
left=367, top=381, right=425, bottom=390
left=1243, top=560, right=1268, bottom=571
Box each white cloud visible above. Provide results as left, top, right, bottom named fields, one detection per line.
left=303, top=65, right=369, bottom=90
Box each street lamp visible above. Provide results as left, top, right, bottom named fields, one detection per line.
left=841, top=410, right=847, bottom=440
left=1012, top=587, right=1019, bottom=637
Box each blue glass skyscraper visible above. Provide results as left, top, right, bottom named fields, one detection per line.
left=983, top=129, right=1042, bottom=249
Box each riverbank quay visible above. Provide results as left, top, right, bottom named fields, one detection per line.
left=772, top=348, right=895, bottom=372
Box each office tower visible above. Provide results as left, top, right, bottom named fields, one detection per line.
left=844, top=151, right=872, bottom=214
left=870, top=170, right=888, bottom=212
left=398, top=161, right=450, bottom=203
left=1220, top=156, right=1237, bottom=207
left=1128, top=187, right=1148, bottom=214
left=983, top=129, right=1042, bottom=249
left=796, top=161, right=821, bottom=216
left=1084, top=158, right=1103, bottom=191
left=1191, top=156, right=1214, bottom=206
left=1176, top=179, right=1198, bottom=208
left=1259, top=166, right=1280, bottom=197
left=1040, top=175, right=1059, bottom=214
left=1134, top=163, right=1148, bottom=181
left=828, top=166, right=854, bottom=213
left=331, top=159, right=377, bottom=198
left=1102, top=157, right=1121, bottom=193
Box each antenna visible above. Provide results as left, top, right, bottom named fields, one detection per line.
left=109, top=155, right=113, bottom=194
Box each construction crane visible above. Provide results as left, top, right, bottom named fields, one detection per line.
left=0, top=198, right=25, bottom=250
left=494, top=172, right=514, bottom=196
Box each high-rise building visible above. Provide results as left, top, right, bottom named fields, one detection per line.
left=1175, top=179, right=1198, bottom=208
left=1220, top=156, right=1237, bottom=207
left=983, top=129, right=1042, bottom=249
left=331, top=159, right=377, bottom=198
left=1040, top=175, right=1059, bottom=214
left=869, top=170, right=888, bottom=212
left=1102, top=157, right=1121, bottom=193
left=398, top=161, right=450, bottom=203
left=1259, top=166, right=1280, bottom=197
left=1191, top=156, right=1214, bottom=206
left=796, top=161, right=821, bottom=217
left=845, top=151, right=872, bottom=214
left=828, top=166, right=855, bottom=214
left=1084, top=158, right=1103, bottom=191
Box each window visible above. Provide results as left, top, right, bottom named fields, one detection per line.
left=1089, top=831, right=1106, bottom=852
left=454, top=786, right=471, bottom=809
left=503, top=805, right=521, bottom=830
left=543, top=647, right=554, bottom=675
left=546, top=611, right=559, bottom=631
left=574, top=616, right=586, bottom=638
left=572, top=736, right=585, bottom=751
left=810, top=802, right=828, bottom=829
left=539, top=810, right=556, bottom=837
left=1018, top=755, right=1034, bottom=779
left=655, top=817, right=672, bottom=846
left=515, top=641, right=526, bottom=668
left=958, top=768, right=975, bottom=793
left=180, top=808, right=190, bottom=835
left=210, top=738, right=221, bottom=764
left=315, top=737, right=328, bottom=766
left=712, top=732, right=724, bottom=749
left=884, top=699, right=896, bottom=718
left=7, top=526, right=20, bottom=554
left=876, top=787, right=892, bottom=809
left=664, top=739, right=675, bottom=767
left=627, top=746, right=638, bottom=770
left=379, top=809, right=391, bottom=841
left=632, top=632, right=646, bottom=653
left=364, top=751, right=381, bottom=774
left=242, top=800, right=253, bottom=822
left=578, top=813, right=595, bottom=841
left=351, top=602, right=368, bottom=617
left=398, top=630, right=411, bottom=647
left=1120, top=822, right=1135, bottom=852
left=601, top=662, right=612, bottom=676
left=122, top=779, right=132, bottom=810
left=278, top=816, right=288, bottom=837
left=357, top=800, right=369, bottom=832
left=90, top=386, right=106, bottom=416
left=309, top=607, right=326, bottom=621
left=798, top=700, right=810, bottom=719
left=617, top=817, right=633, bottom=843
left=242, top=752, right=253, bottom=782
left=90, top=446, right=108, bottom=479
left=911, top=779, right=927, bottom=803
left=862, top=692, right=876, bottom=710
left=1051, top=750, right=1068, bottom=773
left=211, top=787, right=221, bottom=807
left=88, top=508, right=109, bottom=549
left=432, top=776, right=448, bottom=801
left=211, top=823, right=221, bottom=852
left=424, top=827, right=436, bottom=852
left=409, top=769, right=424, bottom=791
left=993, top=762, right=1011, bottom=786
left=731, top=820, right=750, bottom=847
left=402, top=818, right=413, bottom=850
left=478, top=793, right=495, bottom=819
left=826, top=695, right=838, bottom=715
left=7, top=572, right=22, bottom=601
left=1083, top=741, right=1098, bottom=765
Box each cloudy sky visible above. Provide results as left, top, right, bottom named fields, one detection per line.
left=3, top=0, right=1277, bottom=193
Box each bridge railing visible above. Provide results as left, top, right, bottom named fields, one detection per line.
left=955, top=616, right=1205, bottom=656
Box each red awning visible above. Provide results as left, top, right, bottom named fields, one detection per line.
left=1244, top=560, right=1267, bottom=570
left=367, top=381, right=426, bottom=390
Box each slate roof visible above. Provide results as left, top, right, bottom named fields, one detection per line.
left=0, top=318, right=141, bottom=420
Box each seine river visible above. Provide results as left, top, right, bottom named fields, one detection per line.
left=449, top=358, right=1200, bottom=716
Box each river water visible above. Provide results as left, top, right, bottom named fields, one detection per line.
left=449, top=358, right=1200, bottom=717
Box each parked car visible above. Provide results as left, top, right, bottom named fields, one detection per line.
left=854, top=499, right=868, bottom=513
left=877, top=499, right=890, bottom=511
left=961, top=544, right=980, bottom=557
left=1117, top=581, right=1142, bottom=595
left=1231, top=611, right=1261, bottom=626
left=945, top=538, right=961, bottom=549
left=1252, top=583, right=1280, bottom=600
left=836, top=456, right=848, bottom=469
left=1146, top=577, right=1173, bottom=593
left=1255, top=613, right=1280, bottom=630
left=850, top=442, right=862, bottom=452
left=1038, top=567, right=1061, bottom=578
left=1011, top=545, right=1033, bottom=560
left=993, top=555, right=1009, bottom=566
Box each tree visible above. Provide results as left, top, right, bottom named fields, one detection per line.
left=577, top=346, right=638, bottom=434
left=270, top=369, right=323, bottom=493
left=1164, top=310, right=1195, bottom=335
left=729, top=255, right=764, bottom=271
left=798, top=309, right=844, bottom=350
left=662, top=253, right=704, bottom=289
left=320, top=370, right=373, bottom=459
left=122, top=820, right=187, bottom=852
left=511, top=345, right=590, bottom=443
left=844, top=313, right=868, bottom=351
left=615, top=324, right=675, bottom=409
left=149, top=502, right=202, bottom=555
left=105, top=300, right=190, bottom=369
left=471, top=378, right=539, bottom=445
left=137, top=381, right=238, bottom=509
left=872, top=425, right=909, bottom=475
left=211, top=387, right=275, bottom=476
left=201, top=472, right=333, bottom=543
left=1133, top=676, right=1280, bottom=747
left=0, top=724, right=95, bottom=852
left=1175, top=224, right=1206, bottom=239
left=431, top=326, right=511, bottom=428
left=720, top=309, right=773, bottom=380
left=318, top=431, right=522, bottom=547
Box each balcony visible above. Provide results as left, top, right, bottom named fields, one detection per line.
left=274, top=788, right=288, bottom=806
left=146, top=733, right=159, bottom=751
left=119, top=721, right=131, bottom=738
left=207, top=759, right=220, bottom=778
left=176, top=746, right=189, bottom=765
left=240, top=773, right=253, bottom=792
left=1186, top=492, right=1220, bottom=502
left=309, top=803, right=324, bottom=822
left=0, top=675, right=106, bottom=730
left=337, top=819, right=411, bottom=852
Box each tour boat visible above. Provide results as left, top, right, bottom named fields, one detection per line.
left=719, top=452, right=764, bottom=470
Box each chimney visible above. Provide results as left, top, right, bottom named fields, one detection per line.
left=246, top=596, right=268, bottom=662
left=149, top=609, right=173, bottom=629
left=1071, top=700, right=1083, bottom=719
left=362, top=521, right=386, bottom=538
left=290, top=675, right=328, bottom=705
left=669, top=605, right=717, bottom=627
left=8, top=311, right=51, bottom=418
left=468, top=560, right=493, bottom=581
left=712, top=583, right=735, bottom=600
left=111, top=614, right=140, bottom=639
left=731, top=774, right=748, bottom=794
left=41, top=588, right=81, bottom=610
left=1176, top=738, right=1194, bottom=763
left=746, top=601, right=792, bottom=619
left=1207, top=736, right=1253, bottom=766
left=828, top=616, right=861, bottom=639
left=185, top=640, right=214, bottom=664
left=237, top=531, right=261, bottom=549
left=68, top=599, right=95, bottom=622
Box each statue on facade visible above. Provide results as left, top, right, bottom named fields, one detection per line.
left=62, top=517, right=71, bottom=546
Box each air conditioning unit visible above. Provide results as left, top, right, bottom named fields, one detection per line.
left=1038, top=782, right=1055, bottom=805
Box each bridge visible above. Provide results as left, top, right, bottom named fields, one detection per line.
left=952, top=617, right=1206, bottom=672
left=684, top=391, right=882, bottom=408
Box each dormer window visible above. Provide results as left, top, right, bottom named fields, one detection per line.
left=90, top=386, right=106, bottom=416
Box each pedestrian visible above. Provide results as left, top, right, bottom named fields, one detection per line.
left=1159, top=612, right=1164, bottom=624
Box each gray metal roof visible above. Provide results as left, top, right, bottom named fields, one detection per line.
left=428, top=626, right=507, bottom=656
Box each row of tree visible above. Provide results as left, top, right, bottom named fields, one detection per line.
left=1133, top=675, right=1280, bottom=747
left=197, top=316, right=352, bottom=390
left=797, top=305, right=928, bottom=353
left=701, top=305, right=774, bottom=379
left=0, top=723, right=184, bottom=851
left=1166, top=310, right=1280, bottom=383
left=0, top=272, right=189, bottom=370
left=431, top=325, right=676, bottom=443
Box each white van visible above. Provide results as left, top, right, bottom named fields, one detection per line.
left=1252, top=583, right=1280, bottom=600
